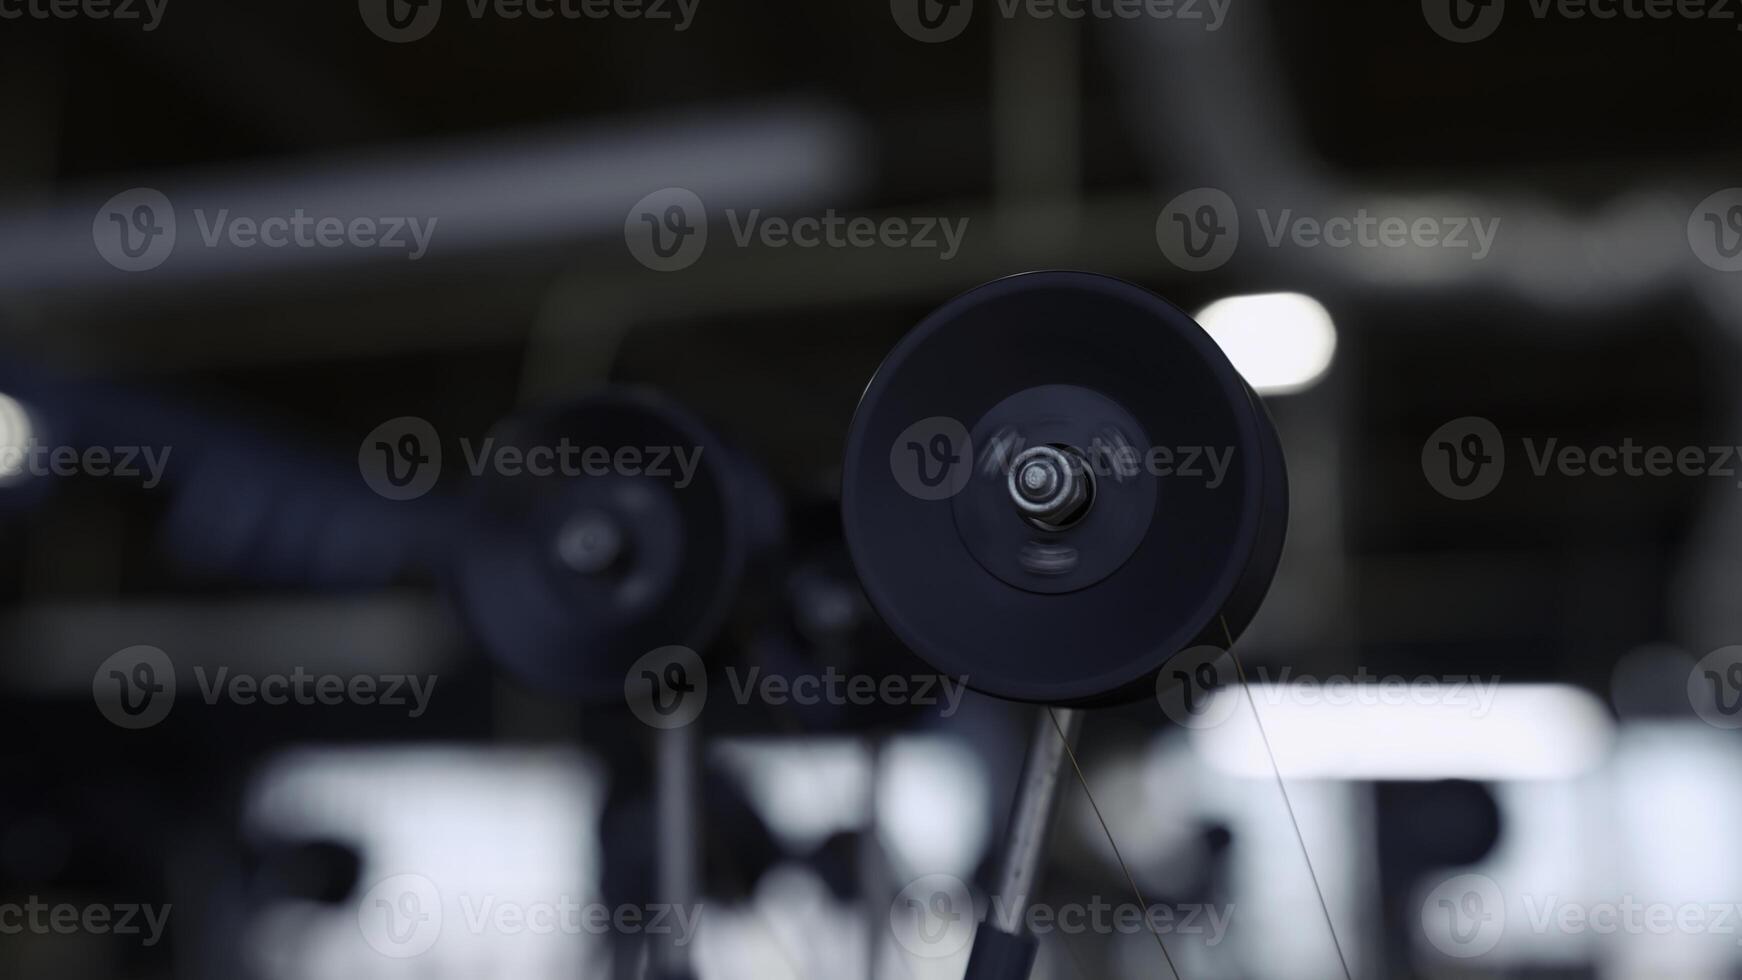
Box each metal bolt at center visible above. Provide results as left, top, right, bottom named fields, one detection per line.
left=1007, top=445, right=1090, bottom=528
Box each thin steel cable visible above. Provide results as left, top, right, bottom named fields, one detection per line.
left=1219, top=615, right=1354, bottom=980
left=1046, top=706, right=1183, bottom=980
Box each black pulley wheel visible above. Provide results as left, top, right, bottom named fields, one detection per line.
left=841, top=271, right=1288, bottom=706
left=449, top=388, right=771, bottom=701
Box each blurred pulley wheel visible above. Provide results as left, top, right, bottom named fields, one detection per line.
left=449, top=388, right=780, bottom=700
left=841, top=271, right=1288, bottom=706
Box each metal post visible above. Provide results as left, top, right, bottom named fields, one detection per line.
left=966, top=706, right=1082, bottom=979
left=653, top=722, right=699, bottom=980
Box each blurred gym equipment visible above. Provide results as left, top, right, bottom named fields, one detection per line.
left=843, top=272, right=1290, bottom=979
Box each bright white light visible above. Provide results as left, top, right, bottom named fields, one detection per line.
left=243, top=746, right=603, bottom=980
left=1196, top=292, right=1337, bottom=395
left=713, top=735, right=992, bottom=881
left=1191, top=683, right=1613, bottom=781
left=876, top=735, right=990, bottom=879
left=712, top=738, right=871, bottom=852
left=0, top=393, right=34, bottom=483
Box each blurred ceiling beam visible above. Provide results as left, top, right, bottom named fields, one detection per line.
left=1098, top=1, right=1724, bottom=315
left=0, top=99, right=867, bottom=295
left=3, top=191, right=1173, bottom=371
left=0, top=594, right=461, bottom=695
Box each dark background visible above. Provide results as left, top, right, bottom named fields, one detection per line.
left=2, top=0, right=1741, bottom=977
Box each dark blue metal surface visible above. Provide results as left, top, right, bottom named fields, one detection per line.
left=841, top=271, right=1289, bottom=706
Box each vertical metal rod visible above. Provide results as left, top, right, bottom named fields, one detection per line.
left=654, top=722, right=699, bottom=979
left=990, top=707, right=1082, bottom=934
left=861, top=736, right=887, bottom=980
